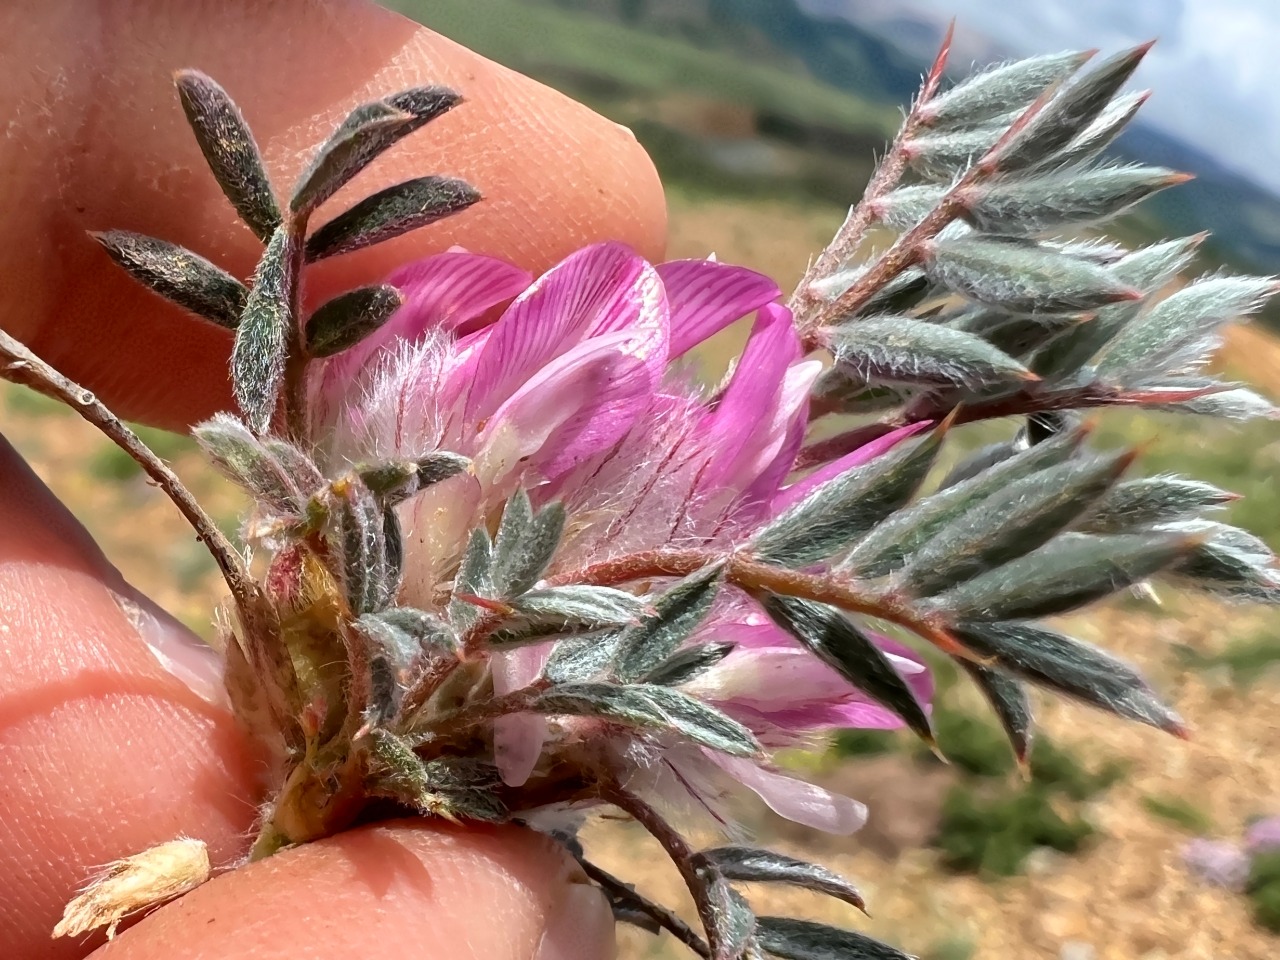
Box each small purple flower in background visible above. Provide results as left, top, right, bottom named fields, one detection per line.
left=1182, top=838, right=1251, bottom=891
left=1245, top=815, right=1280, bottom=856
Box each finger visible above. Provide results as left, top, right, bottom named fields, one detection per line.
left=98, top=821, right=616, bottom=960
left=0, top=0, right=666, bottom=431
left=0, top=436, right=263, bottom=960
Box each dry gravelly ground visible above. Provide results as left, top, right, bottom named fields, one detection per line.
left=2, top=193, right=1276, bottom=959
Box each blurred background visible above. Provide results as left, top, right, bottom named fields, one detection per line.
left=4, top=1, right=1276, bottom=957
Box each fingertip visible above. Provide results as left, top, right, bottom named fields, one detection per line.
left=103, top=821, right=617, bottom=960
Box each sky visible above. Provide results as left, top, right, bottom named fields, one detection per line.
left=806, top=0, right=1280, bottom=195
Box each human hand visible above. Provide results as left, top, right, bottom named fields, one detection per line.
left=0, top=1, right=664, bottom=956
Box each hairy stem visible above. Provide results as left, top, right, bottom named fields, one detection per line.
left=0, top=330, right=254, bottom=600
left=550, top=548, right=967, bottom=658
left=790, top=21, right=955, bottom=340
left=602, top=785, right=726, bottom=960
left=578, top=856, right=711, bottom=959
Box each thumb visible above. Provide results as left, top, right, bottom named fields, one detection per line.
left=96, top=821, right=617, bottom=960
left=0, top=0, right=665, bottom=431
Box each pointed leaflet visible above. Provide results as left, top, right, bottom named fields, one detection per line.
left=897, top=449, right=1134, bottom=596
left=923, top=237, right=1141, bottom=315
left=829, top=317, right=1034, bottom=388
left=509, top=586, right=649, bottom=629
left=953, top=621, right=1184, bottom=735
left=1095, top=275, right=1276, bottom=380
left=642, top=640, right=737, bottom=687
left=533, top=683, right=760, bottom=757
left=490, top=490, right=566, bottom=599
left=91, top=231, right=248, bottom=329
left=192, top=414, right=306, bottom=513
left=921, top=50, right=1090, bottom=129
left=1080, top=476, right=1236, bottom=533
left=994, top=43, right=1152, bottom=173
left=755, top=917, right=912, bottom=960
left=360, top=607, right=458, bottom=660
left=173, top=70, right=280, bottom=242
left=304, top=284, right=404, bottom=357
left=231, top=225, right=298, bottom=434
left=1158, top=383, right=1279, bottom=421
left=290, top=86, right=461, bottom=218
left=449, top=528, right=493, bottom=634
left=614, top=566, right=725, bottom=682
left=305, top=175, right=480, bottom=262
left=761, top=594, right=933, bottom=745
left=1033, top=235, right=1204, bottom=378
left=355, top=452, right=470, bottom=506
left=364, top=729, right=506, bottom=822
left=1163, top=520, right=1280, bottom=597
left=960, top=661, right=1035, bottom=765
left=694, top=846, right=866, bottom=913
left=753, top=423, right=945, bottom=568
left=958, top=166, right=1184, bottom=235
left=542, top=630, right=628, bottom=684
left=1033, top=90, right=1148, bottom=172
left=934, top=531, right=1199, bottom=621
left=332, top=476, right=397, bottom=615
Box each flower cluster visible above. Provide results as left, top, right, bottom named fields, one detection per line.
left=6, top=32, right=1276, bottom=960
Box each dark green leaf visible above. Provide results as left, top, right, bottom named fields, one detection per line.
left=614, top=566, right=725, bottom=682
left=304, top=284, right=404, bottom=357
left=934, top=531, right=1198, bottom=620
left=91, top=231, right=248, bottom=328
left=756, top=916, right=911, bottom=960
left=361, top=607, right=457, bottom=660
left=534, top=683, right=760, bottom=756
left=305, top=175, right=480, bottom=262
left=355, top=452, right=469, bottom=505
left=641, top=640, right=737, bottom=687
left=1080, top=476, right=1236, bottom=533
left=898, top=449, right=1133, bottom=596
left=491, top=491, right=565, bottom=598
left=290, top=86, right=462, bottom=218
left=695, top=846, right=865, bottom=913
left=953, top=621, right=1185, bottom=735
left=753, top=425, right=945, bottom=568
left=960, top=661, right=1035, bottom=765
left=333, top=476, right=395, bottom=615
left=542, top=631, right=627, bottom=684
left=761, top=594, right=933, bottom=745
left=511, top=586, right=649, bottom=628
left=174, top=70, right=280, bottom=241
left=449, top=528, right=493, bottom=633
left=231, top=225, right=298, bottom=434
left=193, top=413, right=304, bottom=512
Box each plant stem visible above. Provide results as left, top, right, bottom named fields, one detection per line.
left=0, top=330, right=253, bottom=601
left=577, top=856, right=711, bottom=958
left=551, top=548, right=967, bottom=658
left=602, top=785, right=726, bottom=960
left=790, top=21, right=955, bottom=341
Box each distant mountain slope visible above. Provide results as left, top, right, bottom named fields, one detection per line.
left=393, top=0, right=1280, bottom=280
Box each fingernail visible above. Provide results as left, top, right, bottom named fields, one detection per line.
left=111, top=589, right=226, bottom=705
left=534, top=879, right=617, bottom=960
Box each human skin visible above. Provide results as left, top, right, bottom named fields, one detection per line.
left=0, top=2, right=666, bottom=958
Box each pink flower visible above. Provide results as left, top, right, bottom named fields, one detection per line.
left=310, top=242, right=933, bottom=829
left=1245, top=815, right=1280, bottom=856
left=1183, top=838, right=1251, bottom=891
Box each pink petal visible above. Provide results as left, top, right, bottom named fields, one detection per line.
left=697, top=304, right=806, bottom=492
left=463, top=243, right=664, bottom=423
left=738, top=358, right=824, bottom=510
left=772, top=421, right=933, bottom=514
left=491, top=646, right=551, bottom=787
left=477, top=329, right=660, bottom=484
left=657, top=259, right=781, bottom=357
left=321, top=252, right=531, bottom=400
left=709, top=753, right=867, bottom=835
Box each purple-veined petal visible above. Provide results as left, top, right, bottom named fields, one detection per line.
left=462, top=243, right=664, bottom=422
left=657, top=259, right=781, bottom=357
left=492, top=646, right=551, bottom=787
left=709, top=753, right=867, bottom=835
left=771, top=420, right=934, bottom=514
left=476, top=329, right=661, bottom=484
left=320, top=252, right=531, bottom=403
left=738, top=358, right=824, bottom=510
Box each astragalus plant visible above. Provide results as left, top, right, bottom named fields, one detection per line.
left=7, top=31, right=1277, bottom=960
